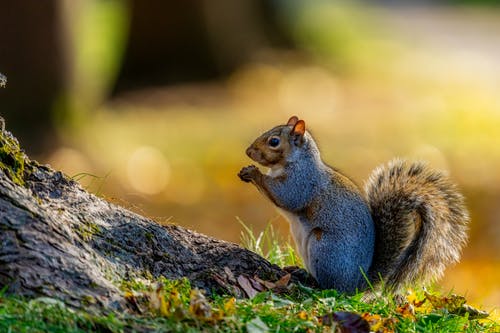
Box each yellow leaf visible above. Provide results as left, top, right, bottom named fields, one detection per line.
left=168, top=289, right=182, bottom=308
left=396, top=303, right=415, bottom=320
left=362, top=313, right=383, bottom=331
left=362, top=313, right=398, bottom=333
left=159, top=293, right=169, bottom=316
left=406, top=290, right=418, bottom=304
left=150, top=283, right=171, bottom=316
left=297, top=310, right=308, bottom=320
left=224, top=297, right=236, bottom=315
left=124, top=291, right=134, bottom=299
left=405, top=290, right=430, bottom=313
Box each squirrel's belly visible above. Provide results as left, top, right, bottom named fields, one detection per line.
left=275, top=207, right=312, bottom=272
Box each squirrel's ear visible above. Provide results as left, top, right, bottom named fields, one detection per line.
left=287, top=116, right=299, bottom=126
left=291, top=120, right=306, bottom=146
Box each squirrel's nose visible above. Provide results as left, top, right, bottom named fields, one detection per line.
left=245, top=147, right=252, bottom=158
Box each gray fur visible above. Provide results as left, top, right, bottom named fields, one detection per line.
left=241, top=128, right=375, bottom=293
left=240, top=121, right=469, bottom=293
left=365, top=159, right=469, bottom=291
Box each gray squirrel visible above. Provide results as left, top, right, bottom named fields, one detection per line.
left=238, top=116, right=469, bottom=293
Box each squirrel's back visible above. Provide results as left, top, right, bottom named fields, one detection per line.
left=365, top=159, right=469, bottom=290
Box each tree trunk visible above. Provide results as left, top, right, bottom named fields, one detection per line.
left=0, top=128, right=298, bottom=313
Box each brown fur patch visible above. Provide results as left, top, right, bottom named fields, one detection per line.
left=302, top=201, right=320, bottom=221
left=246, top=126, right=293, bottom=167
left=312, top=227, right=323, bottom=241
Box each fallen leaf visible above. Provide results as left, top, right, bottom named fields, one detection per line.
left=361, top=313, right=383, bottom=331
left=249, top=277, right=265, bottom=292
left=361, top=313, right=398, bottom=333
left=124, top=291, right=144, bottom=313
left=396, top=303, right=415, bottom=320
left=297, top=310, right=308, bottom=320
left=224, top=266, right=236, bottom=283
left=406, top=290, right=426, bottom=308
left=424, top=292, right=466, bottom=313
left=275, top=273, right=291, bottom=287
left=237, top=275, right=259, bottom=298
left=320, top=311, right=370, bottom=332
left=456, top=304, right=489, bottom=319
left=223, top=297, right=236, bottom=315
left=254, top=276, right=276, bottom=289
left=213, top=272, right=244, bottom=298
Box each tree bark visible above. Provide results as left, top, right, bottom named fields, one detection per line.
left=0, top=128, right=298, bottom=313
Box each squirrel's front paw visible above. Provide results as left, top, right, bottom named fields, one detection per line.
left=238, top=165, right=259, bottom=183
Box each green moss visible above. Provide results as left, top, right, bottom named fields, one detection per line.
left=81, top=295, right=96, bottom=306
left=120, top=278, right=148, bottom=292
left=0, top=131, right=28, bottom=186
left=75, top=222, right=101, bottom=242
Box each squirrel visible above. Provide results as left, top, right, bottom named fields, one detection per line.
left=238, top=116, right=469, bottom=293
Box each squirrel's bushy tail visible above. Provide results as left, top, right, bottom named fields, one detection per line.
left=364, top=159, right=469, bottom=291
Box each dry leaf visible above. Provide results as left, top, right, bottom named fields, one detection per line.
left=456, top=304, right=489, bottom=319
left=237, top=275, right=259, bottom=298
left=249, top=278, right=265, bottom=292
left=424, top=292, right=466, bottom=312
left=224, top=266, right=236, bottom=283
left=124, top=291, right=144, bottom=313
left=361, top=313, right=397, bottom=333
left=253, top=276, right=276, bottom=289
left=275, top=273, right=291, bottom=287
left=396, top=303, right=415, bottom=320
left=361, top=313, right=383, bottom=331
left=320, top=311, right=370, bottom=332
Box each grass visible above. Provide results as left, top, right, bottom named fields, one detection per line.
left=238, top=218, right=301, bottom=268
left=1, top=225, right=498, bottom=332
left=2, top=288, right=497, bottom=332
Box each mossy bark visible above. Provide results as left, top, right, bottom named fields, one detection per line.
left=0, top=128, right=295, bottom=313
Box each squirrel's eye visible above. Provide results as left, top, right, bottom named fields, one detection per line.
left=268, top=137, right=280, bottom=147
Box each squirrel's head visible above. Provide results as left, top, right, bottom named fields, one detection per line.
left=245, top=116, right=307, bottom=167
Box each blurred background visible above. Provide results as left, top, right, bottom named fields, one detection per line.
left=1, top=0, right=499, bottom=309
